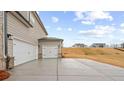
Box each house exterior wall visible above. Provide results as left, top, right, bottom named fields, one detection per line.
left=72, top=44, right=87, bottom=48
left=0, top=11, right=47, bottom=69
left=38, top=41, right=62, bottom=58
left=0, top=11, right=3, bottom=69
left=19, top=11, right=30, bottom=21
left=7, top=12, right=46, bottom=58
left=0, top=12, right=5, bottom=70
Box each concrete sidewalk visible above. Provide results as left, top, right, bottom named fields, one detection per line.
left=5, top=58, right=124, bottom=81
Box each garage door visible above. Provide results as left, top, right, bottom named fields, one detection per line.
left=13, top=39, right=36, bottom=66
left=42, top=45, right=58, bottom=58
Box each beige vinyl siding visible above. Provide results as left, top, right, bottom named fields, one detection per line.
left=19, top=11, right=30, bottom=21
left=7, top=12, right=46, bottom=45
left=29, top=12, right=47, bottom=41
left=7, top=12, right=46, bottom=57
left=7, top=12, right=32, bottom=44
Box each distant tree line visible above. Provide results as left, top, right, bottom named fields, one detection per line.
left=72, top=43, right=124, bottom=48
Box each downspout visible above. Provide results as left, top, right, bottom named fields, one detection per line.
left=3, top=11, right=9, bottom=69
left=2, top=12, right=5, bottom=58
left=1, top=11, right=5, bottom=70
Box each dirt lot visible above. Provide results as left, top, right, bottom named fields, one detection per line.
left=62, top=48, right=124, bottom=68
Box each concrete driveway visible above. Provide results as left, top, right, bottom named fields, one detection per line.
left=6, top=58, right=124, bottom=81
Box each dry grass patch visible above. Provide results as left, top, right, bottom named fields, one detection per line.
left=62, top=48, right=124, bottom=68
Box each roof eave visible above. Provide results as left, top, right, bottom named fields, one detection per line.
left=33, top=11, right=48, bottom=35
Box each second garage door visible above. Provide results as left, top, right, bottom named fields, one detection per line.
left=42, top=45, right=58, bottom=58
left=13, top=39, right=37, bottom=66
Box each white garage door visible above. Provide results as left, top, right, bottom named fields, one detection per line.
left=42, top=45, right=58, bottom=58
left=13, top=39, right=36, bottom=66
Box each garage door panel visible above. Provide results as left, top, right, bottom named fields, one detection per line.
left=13, top=39, right=36, bottom=65
left=42, top=45, right=58, bottom=58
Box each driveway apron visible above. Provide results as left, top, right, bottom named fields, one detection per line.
left=6, top=58, right=124, bottom=81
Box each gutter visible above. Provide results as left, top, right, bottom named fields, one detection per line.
left=3, top=11, right=8, bottom=57
left=3, top=11, right=9, bottom=69
left=15, top=11, right=33, bottom=27
left=2, top=12, right=5, bottom=58
left=34, top=11, right=48, bottom=35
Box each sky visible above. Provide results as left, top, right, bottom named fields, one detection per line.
left=38, top=11, right=124, bottom=47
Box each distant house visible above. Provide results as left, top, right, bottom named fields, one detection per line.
left=91, top=43, right=106, bottom=48
left=72, top=43, right=87, bottom=48
left=121, top=43, right=124, bottom=48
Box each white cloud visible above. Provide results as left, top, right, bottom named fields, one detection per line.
left=120, top=23, right=124, bottom=27
left=73, top=11, right=113, bottom=25
left=119, top=38, right=124, bottom=41
left=112, top=23, right=116, bottom=26
left=81, top=20, right=95, bottom=25
left=79, top=25, right=115, bottom=37
left=108, top=35, right=114, bottom=38
left=56, top=27, right=62, bottom=31
left=120, top=29, right=124, bottom=33
left=68, top=28, right=73, bottom=31
left=51, top=16, right=59, bottom=23
left=73, top=11, right=84, bottom=21
left=89, top=11, right=113, bottom=21
left=119, top=23, right=124, bottom=33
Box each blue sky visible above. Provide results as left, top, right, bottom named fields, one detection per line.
left=38, top=11, right=124, bottom=47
